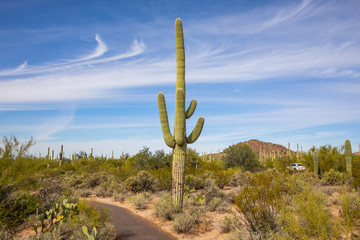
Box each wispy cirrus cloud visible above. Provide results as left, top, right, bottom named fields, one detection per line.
left=73, top=34, right=108, bottom=61
left=0, top=36, right=144, bottom=77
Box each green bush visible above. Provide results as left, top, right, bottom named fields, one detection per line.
left=278, top=189, right=340, bottom=240
left=125, top=170, right=153, bottom=193
left=185, top=174, right=205, bottom=190
left=172, top=212, right=195, bottom=233
left=233, top=170, right=301, bottom=237
left=340, top=193, right=360, bottom=239
left=222, top=144, right=260, bottom=171
left=0, top=192, right=39, bottom=227
left=321, top=169, right=350, bottom=186
left=149, top=166, right=172, bottom=191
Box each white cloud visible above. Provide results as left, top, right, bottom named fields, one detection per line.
left=75, top=34, right=108, bottom=61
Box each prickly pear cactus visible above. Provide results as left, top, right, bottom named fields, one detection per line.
left=345, top=139, right=352, bottom=175
left=157, top=18, right=204, bottom=210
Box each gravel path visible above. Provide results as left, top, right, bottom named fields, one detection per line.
left=93, top=202, right=177, bottom=240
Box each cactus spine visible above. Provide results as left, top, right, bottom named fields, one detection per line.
left=345, top=139, right=352, bottom=175
left=313, top=150, right=319, bottom=177
left=157, top=18, right=204, bottom=210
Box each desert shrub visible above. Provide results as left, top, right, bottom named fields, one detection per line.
left=79, top=172, right=107, bottom=189
left=173, top=212, right=195, bottom=233
left=75, top=189, right=91, bottom=197
left=125, top=170, right=153, bottom=193
left=207, top=197, right=228, bottom=212
left=0, top=192, right=39, bottom=227
left=213, top=169, right=235, bottom=189
left=154, top=193, right=178, bottom=220
left=185, top=174, right=205, bottom=190
left=75, top=200, right=110, bottom=229
left=234, top=185, right=278, bottom=237
left=225, top=229, right=255, bottom=240
left=229, top=170, right=253, bottom=187
left=321, top=169, right=350, bottom=186
left=278, top=189, right=340, bottom=240
left=132, top=193, right=148, bottom=210
left=63, top=172, right=83, bottom=188
left=113, top=192, right=126, bottom=203
left=93, top=185, right=112, bottom=198
left=94, top=222, right=117, bottom=240
left=36, top=177, right=65, bottom=209
left=219, top=215, right=236, bottom=233
left=222, top=144, right=260, bottom=171
left=225, top=186, right=242, bottom=203
left=203, top=178, right=224, bottom=204
left=233, top=170, right=298, bottom=237
left=124, top=176, right=140, bottom=193
left=0, top=224, right=11, bottom=240
left=149, top=166, right=172, bottom=191
left=340, top=193, right=360, bottom=239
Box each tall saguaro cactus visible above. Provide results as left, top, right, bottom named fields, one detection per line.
left=313, top=150, right=319, bottom=177
left=345, top=139, right=352, bottom=175
left=157, top=18, right=204, bottom=210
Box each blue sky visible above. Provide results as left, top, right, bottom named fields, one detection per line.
left=0, top=0, right=359, bottom=158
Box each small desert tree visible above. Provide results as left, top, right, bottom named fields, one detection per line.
left=222, top=144, right=259, bottom=171
left=0, top=136, right=35, bottom=159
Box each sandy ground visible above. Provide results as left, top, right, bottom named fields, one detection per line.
left=86, top=195, right=230, bottom=240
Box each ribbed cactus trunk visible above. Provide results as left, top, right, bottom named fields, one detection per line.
left=296, top=144, right=299, bottom=159
left=59, top=144, right=63, bottom=166
left=288, top=142, right=290, bottom=156
left=157, top=18, right=204, bottom=211
left=345, top=139, right=352, bottom=175
left=313, top=150, right=319, bottom=177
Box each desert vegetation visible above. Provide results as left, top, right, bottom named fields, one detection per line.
left=0, top=135, right=359, bottom=239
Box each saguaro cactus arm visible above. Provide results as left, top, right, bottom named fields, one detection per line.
left=185, top=100, right=197, bottom=119
left=187, top=117, right=205, bottom=144
left=175, top=88, right=186, bottom=146
left=175, top=18, right=185, bottom=92
left=157, top=92, right=176, bottom=148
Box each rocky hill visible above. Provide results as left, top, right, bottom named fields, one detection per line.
left=202, top=139, right=296, bottom=161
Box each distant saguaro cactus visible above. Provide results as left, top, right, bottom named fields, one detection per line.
left=288, top=142, right=290, bottom=156
left=345, top=139, right=352, bottom=175
left=313, top=150, right=319, bottom=177
left=157, top=18, right=204, bottom=210
left=59, top=145, right=63, bottom=166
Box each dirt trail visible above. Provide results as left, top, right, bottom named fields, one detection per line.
left=92, top=201, right=177, bottom=240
